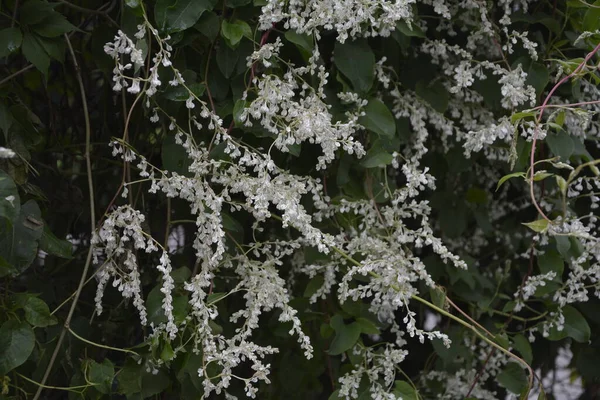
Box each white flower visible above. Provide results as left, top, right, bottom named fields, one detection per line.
left=0, top=147, right=16, bottom=158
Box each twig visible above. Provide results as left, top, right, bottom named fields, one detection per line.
left=466, top=347, right=495, bottom=397
left=33, top=34, right=96, bottom=400
left=10, top=0, right=19, bottom=28
left=57, top=0, right=118, bottom=26
left=0, top=64, right=35, bottom=86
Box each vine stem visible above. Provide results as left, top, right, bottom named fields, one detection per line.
left=410, top=296, right=534, bottom=396
left=529, top=41, right=600, bottom=222
left=33, top=34, right=96, bottom=400
left=17, top=373, right=94, bottom=392
left=330, top=245, right=535, bottom=397
left=68, top=327, right=139, bottom=356
left=0, top=64, right=34, bottom=86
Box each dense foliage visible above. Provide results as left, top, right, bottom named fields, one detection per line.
left=1, top=0, right=600, bottom=399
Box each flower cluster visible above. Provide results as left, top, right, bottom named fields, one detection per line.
left=96, top=0, right=600, bottom=398
left=259, top=0, right=417, bottom=42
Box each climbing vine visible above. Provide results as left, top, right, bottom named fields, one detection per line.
left=1, top=0, right=600, bottom=399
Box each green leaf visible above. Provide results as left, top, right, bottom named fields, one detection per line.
left=396, top=20, right=426, bottom=38
left=194, top=11, right=220, bottom=41
left=359, top=98, right=396, bottom=138
left=522, top=218, right=549, bottom=233
left=496, top=172, right=525, bottom=191
left=155, top=0, right=217, bottom=33
left=497, top=362, right=528, bottom=394
left=0, top=200, right=44, bottom=276
left=171, top=267, right=191, bottom=284
left=415, top=80, right=449, bottom=113
left=511, top=111, right=537, bottom=124
left=222, top=211, right=243, bottom=233
left=36, top=35, right=65, bottom=62
left=216, top=43, right=239, bottom=78
left=495, top=333, right=511, bottom=350
left=304, top=274, right=325, bottom=298
left=284, top=31, right=313, bottom=53
left=429, top=287, right=446, bottom=310
left=39, top=224, right=73, bottom=258
left=329, top=319, right=361, bottom=355
left=583, top=1, right=600, bottom=32
left=512, top=334, right=533, bottom=364
left=562, top=306, right=590, bottom=343
left=117, top=359, right=142, bottom=396
left=355, top=317, right=380, bottom=335
left=525, top=62, right=549, bottom=97
left=162, top=133, right=193, bottom=176
left=320, top=323, right=334, bottom=339
left=16, top=295, right=58, bottom=327
left=532, top=171, right=553, bottom=181
left=0, top=103, right=13, bottom=137
left=221, top=20, right=252, bottom=48
left=227, top=0, right=252, bottom=8
left=31, top=12, right=76, bottom=37
left=554, top=235, right=571, bottom=258
left=511, top=12, right=561, bottom=35
left=233, top=99, right=248, bottom=127
left=0, top=28, right=23, bottom=58
left=360, top=146, right=393, bottom=168
left=207, top=292, right=228, bottom=304
left=141, top=369, right=170, bottom=397
left=22, top=33, right=51, bottom=77
left=547, top=305, right=591, bottom=343
left=546, top=131, right=574, bottom=161
left=537, top=250, right=563, bottom=279
left=19, top=0, right=56, bottom=26
left=0, top=320, right=35, bottom=375
left=334, top=39, right=374, bottom=94
left=147, top=285, right=190, bottom=325
left=329, top=314, right=345, bottom=331
left=393, top=381, right=418, bottom=399
left=164, top=82, right=205, bottom=101
left=555, top=175, right=567, bottom=195
left=160, top=341, right=175, bottom=361
left=0, top=170, right=20, bottom=222
left=88, top=359, right=115, bottom=394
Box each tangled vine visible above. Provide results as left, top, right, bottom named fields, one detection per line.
left=1, top=0, right=600, bottom=399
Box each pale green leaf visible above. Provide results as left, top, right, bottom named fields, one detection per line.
left=522, top=218, right=549, bottom=233
left=221, top=20, right=252, bottom=48
left=496, top=172, right=526, bottom=191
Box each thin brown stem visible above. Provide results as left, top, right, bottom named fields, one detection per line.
left=0, top=64, right=35, bottom=86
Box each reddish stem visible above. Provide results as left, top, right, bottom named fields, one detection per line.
left=529, top=42, right=600, bottom=221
